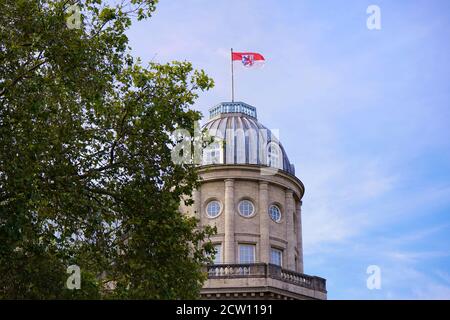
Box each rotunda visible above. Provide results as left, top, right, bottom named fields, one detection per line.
left=181, top=101, right=327, bottom=300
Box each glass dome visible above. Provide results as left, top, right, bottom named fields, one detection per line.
left=202, top=102, right=295, bottom=175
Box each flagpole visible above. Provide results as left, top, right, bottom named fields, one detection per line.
left=231, top=48, right=234, bottom=102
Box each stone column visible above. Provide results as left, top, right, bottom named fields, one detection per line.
left=224, top=179, right=235, bottom=263
left=259, top=181, right=270, bottom=264
left=192, top=188, right=201, bottom=227
left=296, top=200, right=304, bottom=273
left=285, top=189, right=296, bottom=271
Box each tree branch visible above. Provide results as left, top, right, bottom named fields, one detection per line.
left=0, top=58, right=47, bottom=97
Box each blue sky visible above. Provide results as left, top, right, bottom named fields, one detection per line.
left=126, top=0, right=450, bottom=299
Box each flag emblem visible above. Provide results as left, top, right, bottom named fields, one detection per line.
left=242, top=54, right=255, bottom=67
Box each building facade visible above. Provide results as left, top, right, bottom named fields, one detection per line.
left=180, top=102, right=327, bottom=300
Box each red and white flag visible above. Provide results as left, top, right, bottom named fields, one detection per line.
left=232, top=52, right=265, bottom=68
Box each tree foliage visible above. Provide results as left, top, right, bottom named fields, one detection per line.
left=0, top=0, right=215, bottom=299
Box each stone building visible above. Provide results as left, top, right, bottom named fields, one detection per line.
left=180, top=101, right=327, bottom=300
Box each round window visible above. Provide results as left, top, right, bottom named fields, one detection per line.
left=269, top=205, right=281, bottom=222
left=206, top=200, right=221, bottom=218
left=238, top=200, right=255, bottom=217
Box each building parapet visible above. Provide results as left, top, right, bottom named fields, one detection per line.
left=204, top=263, right=327, bottom=294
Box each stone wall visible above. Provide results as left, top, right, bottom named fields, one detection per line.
left=180, top=164, right=304, bottom=273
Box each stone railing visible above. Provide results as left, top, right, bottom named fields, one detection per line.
left=204, top=263, right=326, bottom=293
left=268, top=264, right=327, bottom=292
left=205, top=263, right=267, bottom=278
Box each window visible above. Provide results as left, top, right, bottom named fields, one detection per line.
left=239, top=244, right=256, bottom=264
left=206, top=200, right=221, bottom=218
left=267, top=142, right=281, bottom=169
left=270, top=248, right=283, bottom=266
left=238, top=200, right=255, bottom=217
left=269, top=205, right=281, bottom=222
left=203, top=142, right=221, bottom=165
left=213, top=244, right=222, bottom=264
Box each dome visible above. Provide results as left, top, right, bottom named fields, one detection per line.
left=202, top=102, right=295, bottom=175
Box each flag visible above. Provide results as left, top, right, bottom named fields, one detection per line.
left=232, top=52, right=265, bottom=68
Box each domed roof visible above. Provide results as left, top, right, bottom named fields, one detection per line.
left=201, top=102, right=295, bottom=175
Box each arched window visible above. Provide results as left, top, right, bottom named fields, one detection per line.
left=267, top=142, right=281, bottom=169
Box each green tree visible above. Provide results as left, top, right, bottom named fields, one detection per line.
left=0, top=0, right=215, bottom=299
